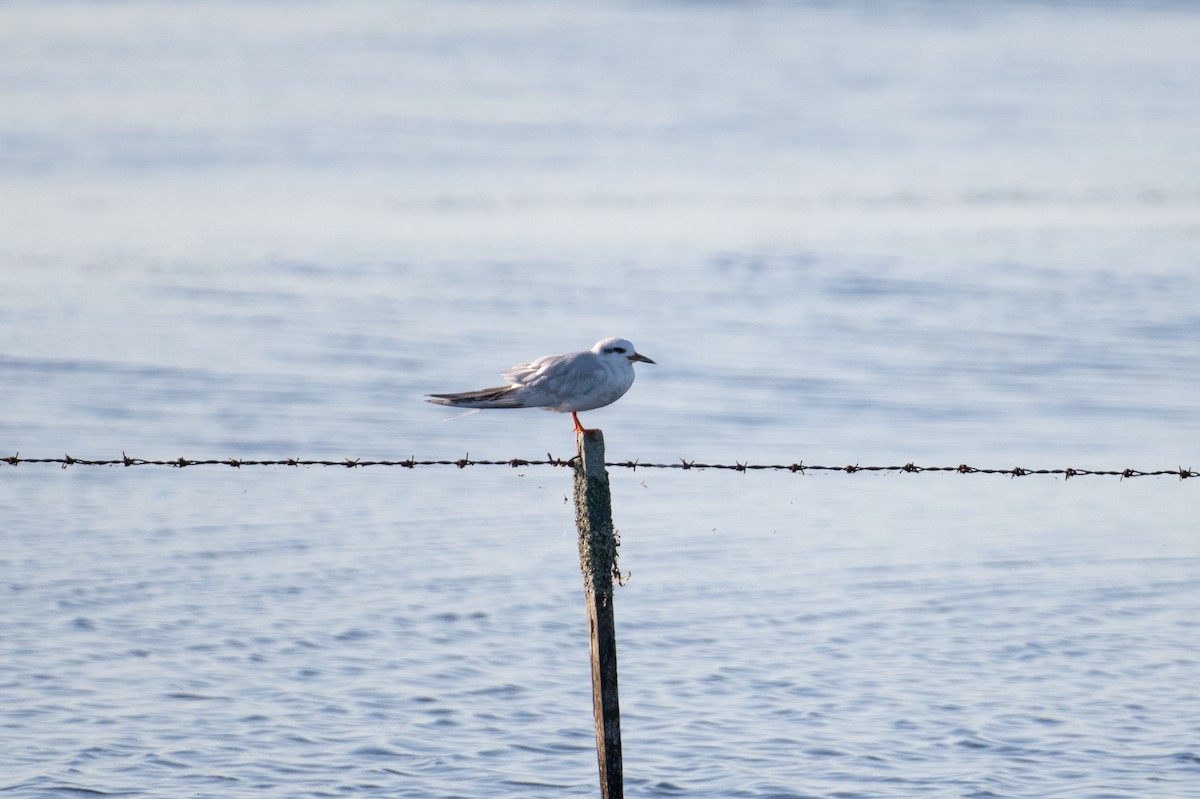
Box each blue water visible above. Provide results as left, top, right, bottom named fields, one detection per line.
left=3, top=2, right=1200, bottom=797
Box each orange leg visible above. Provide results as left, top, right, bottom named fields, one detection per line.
left=572, top=412, right=599, bottom=439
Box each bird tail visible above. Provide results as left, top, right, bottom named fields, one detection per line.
left=425, top=386, right=525, bottom=409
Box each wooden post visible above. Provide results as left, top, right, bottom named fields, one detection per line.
left=574, top=429, right=623, bottom=799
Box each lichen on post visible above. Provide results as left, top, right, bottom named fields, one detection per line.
left=575, top=431, right=620, bottom=596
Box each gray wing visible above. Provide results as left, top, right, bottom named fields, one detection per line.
left=425, top=353, right=582, bottom=410
left=501, top=353, right=564, bottom=387
left=501, top=351, right=610, bottom=409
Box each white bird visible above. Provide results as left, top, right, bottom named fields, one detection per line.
left=426, top=337, right=656, bottom=432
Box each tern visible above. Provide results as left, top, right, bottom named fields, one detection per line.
left=426, top=337, right=656, bottom=432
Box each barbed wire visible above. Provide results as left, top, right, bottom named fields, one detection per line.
left=0, top=453, right=1194, bottom=479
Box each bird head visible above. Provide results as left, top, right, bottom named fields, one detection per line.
left=594, top=337, right=656, bottom=365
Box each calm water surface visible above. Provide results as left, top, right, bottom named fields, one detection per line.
left=2, top=2, right=1199, bottom=797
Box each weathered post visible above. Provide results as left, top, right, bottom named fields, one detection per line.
left=573, top=429, right=623, bottom=799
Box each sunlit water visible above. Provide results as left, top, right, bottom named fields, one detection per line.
left=3, top=2, right=1199, bottom=797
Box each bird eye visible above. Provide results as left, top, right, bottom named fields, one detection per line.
left=610, top=346, right=626, bottom=354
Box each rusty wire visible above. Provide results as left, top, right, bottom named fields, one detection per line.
left=0, top=453, right=1194, bottom=479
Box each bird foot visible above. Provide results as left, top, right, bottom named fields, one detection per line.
left=571, top=412, right=598, bottom=439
